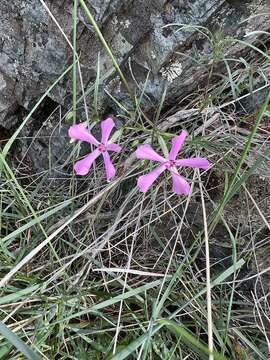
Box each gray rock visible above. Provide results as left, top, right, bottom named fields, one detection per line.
left=0, top=0, right=269, bottom=170
left=0, top=0, right=68, bottom=128
left=83, top=0, right=129, bottom=24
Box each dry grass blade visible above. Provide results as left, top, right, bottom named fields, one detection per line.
left=199, top=174, right=214, bottom=360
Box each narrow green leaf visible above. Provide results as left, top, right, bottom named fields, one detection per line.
left=158, top=135, right=169, bottom=158
left=209, top=92, right=270, bottom=232
left=169, top=258, right=245, bottom=319
left=110, top=330, right=154, bottom=360
left=53, top=279, right=164, bottom=325
left=79, top=0, right=132, bottom=97
left=0, top=285, right=40, bottom=305
left=158, top=319, right=228, bottom=360
left=1, top=200, right=72, bottom=245
left=93, top=52, right=101, bottom=117
left=72, top=0, right=78, bottom=123
left=211, top=258, right=245, bottom=286
left=0, top=321, right=41, bottom=360
left=233, top=328, right=268, bottom=360
left=0, top=344, right=11, bottom=358
left=109, top=129, right=124, bottom=144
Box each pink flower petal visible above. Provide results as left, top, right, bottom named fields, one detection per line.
left=137, top=164, right=166, bottom=193
left=74, top=149, right=101, bottom=176
left=170, top=167, right=190, bottom=195
left=136, top=144, right=165, bottom=163
left=101, top=118, right=115, bottom=145
left=69, top=123, right=99, bottom=146
left=102, top=151, right=116, bottom=180
left=107, top=143, right=122, bottom=153
left=176, top=157, right=210, bottom=170
left=169, top=130, right=188, bottom=160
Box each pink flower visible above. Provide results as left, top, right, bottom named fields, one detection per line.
left=136, top=131, right=210, bottom=195
left=69, top=118, right=122, bottom=180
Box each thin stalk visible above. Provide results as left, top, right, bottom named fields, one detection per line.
left=93, top=52, right=101, bottom=118
left=79, top=0, right=133, bottom=98
left=199, top=177, right=214, bottom=360
left=72, top=0, right=78, bottom=123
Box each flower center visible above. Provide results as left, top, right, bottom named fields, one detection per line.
left=164, top=160, right=176, bottom=168
left=98, top=143, right=106, bottom=152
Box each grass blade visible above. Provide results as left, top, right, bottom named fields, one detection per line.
left=1, top=200, right=72, bottom=245
left=53, top=279, right=164, bottom=324
left=158, top=319, right=228, bottom=360
left=0, top=321, right=41, bottom=360
left=209, top=92, right=270, bottom=232
left=78, top=0, right=132, bottom=97
left=0, top=285, right=40, bottom=305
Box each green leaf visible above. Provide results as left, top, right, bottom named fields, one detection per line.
left=65, top=111, right=74, bottom=122
left=0, top=285, right=40, bottom=305
left=1, top=200, right=72, bottom=245
left=209, top=92, right=270, bottom=232
left=158, top=135, right=169, bottom=158
left=79, top=0, right=132, bottom=97
left=110, top=331, right=152, bottom=360
left=0, top=344, right=12, bottom=358
left=109, top=129, right=123, bottom=144
left=233, top=328, right=268, bottom=360
left=53, top=279, right=164, bottom=325
left=0, top=321, right=41, bottom=360
left=211, top=258, right=245, bottom=286
left=158, top=319, right=228, bottom=360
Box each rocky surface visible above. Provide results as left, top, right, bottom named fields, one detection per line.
left=0, top=1, right=69, bottom=129
left=0, top=0, right=269, bottom=132
left=0, top=0, right=269, bottom=175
